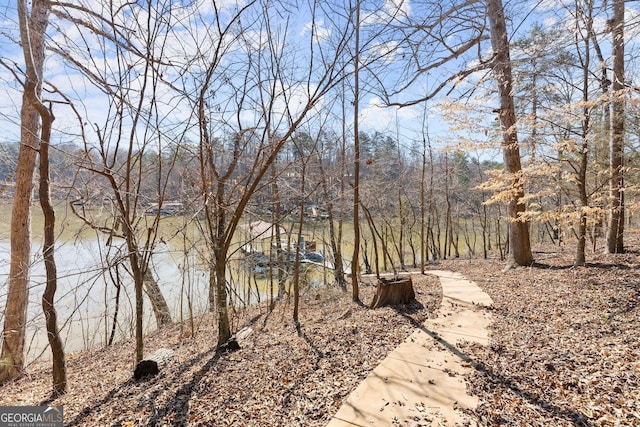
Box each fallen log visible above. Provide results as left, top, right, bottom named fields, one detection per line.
left=369, top=276, right=415, bottom=309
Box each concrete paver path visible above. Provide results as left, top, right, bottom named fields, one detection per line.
left=327, top=270, right=493, bottom=426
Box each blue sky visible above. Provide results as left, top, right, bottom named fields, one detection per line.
left=1, top=0, right=638, bottom=162
left=0, top=0, right=448, bottom=152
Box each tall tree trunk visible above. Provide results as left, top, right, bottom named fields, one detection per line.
left=420, top=135, right=427, bottom=273
left=338, top=83, right=348, bottom=286
left=0, top=0, right=51, bottom=385
left=211, top=186, right=232, bottom=347
left=214, top=251, right=231, bottom=347
left=486, top=0, right=533, bottom=267
left=607, top=0, right=625, bottom=254
left=575, top=135, right=590, bottom=266
left=575, top=4, right=593, bottom=267
left=0, top=92, right=38, bottom=385
left=589, top=6, right=610, bottom=240
left=25, top=8, right=66, bottom=396
left=351, top=0, right=361, bottom=302
left=293, top=164, right=306, bottom=328
left=127, top=245, right=145, bottom=363
left=38, top=103, right=67, bottom=396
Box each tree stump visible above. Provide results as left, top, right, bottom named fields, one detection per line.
left=369, top=276, right=416, bottom=308
left=134, top=348, right=175, bottom=380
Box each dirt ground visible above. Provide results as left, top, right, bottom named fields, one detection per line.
left=1, top=241, right=639, bottom=426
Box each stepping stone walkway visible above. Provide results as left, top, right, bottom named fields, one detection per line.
left=327, top=270, right=493, bottom=426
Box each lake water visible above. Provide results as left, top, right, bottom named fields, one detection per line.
left=0, top=236, right=331, bottom=364
left=0, top=237, right=213, bottom=363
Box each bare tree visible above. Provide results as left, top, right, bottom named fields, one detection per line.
left=573, top=0, right=595, bottom=266
left=607, top=0, right=625, bottom=253
left=188, top=0, right=357, bottom=346
left=351, top=0, right=362, bottom=303
left=364, top=0, right=532, bottom=266
left=0, top=0, right=52, bottom=385
left=315, top=132, right=347, bottom=290
left=487, top=0, right=533, bottom=267
left=36, top=96, right=67, bottom=397
left=52, top=0, right=181, bottom=362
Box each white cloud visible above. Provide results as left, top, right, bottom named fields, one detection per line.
left=300, top=19, right=332, bottom=44
left=363, top=0, right=412, bottom=26
left=269, top=83, right=324, bottom=131
left=359, top=96, right=420, bottom=134
left=367, top=40, right=401, bottom=64
left=384, top=0, right=411, bottom=18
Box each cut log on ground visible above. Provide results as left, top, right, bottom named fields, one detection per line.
left=133, top=348, right=175, bottom=380
left=369, top=276, right=416, bottom=308
left=217, top=339, right=240, bottom=354
left=235, top=327, right=254, bottom=348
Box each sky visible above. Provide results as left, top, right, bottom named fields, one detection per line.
left=0, top=0, right=449, bottom=153
left=1, top=0, right=639, bottom=162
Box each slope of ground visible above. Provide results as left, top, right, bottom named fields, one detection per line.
left=440, top=247, right=640, bottom=426
left=1, top=243, right=639, bottom=426
left=0, top=275, right=442, bottom=426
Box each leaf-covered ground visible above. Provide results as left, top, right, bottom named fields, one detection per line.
left=0, top=275, right=442, bottom=426
left=439, top=246, right=640, bottom=426
left=1, top=242, right=639, bottom=426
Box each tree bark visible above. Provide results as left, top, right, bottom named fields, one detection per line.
left=128, top=246, right=145, bottom=363
left=317, top=150, right=347, bottom=290
left=370, top=277, right=415, bottom=309
left=292, top=164, right=306, bottom=328
left=486, top=0, right=533, bottom=267
left=420, top=133, right=427, bottom=272
left=0, top=94, right=38, bottom=385
left=38, top=103, right=67, bottom=396
left=351, top=0, right=362, bottom=302
left=575, top=5, right=593, bottom=267
left=607, top=0, right=625, bottom=254
left=214, top=252, right=231, bottom=347
left=0, top=0, right=51, bottom=385
left=143, top=270, right=172, bottom=328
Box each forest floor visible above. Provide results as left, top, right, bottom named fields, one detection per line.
left=1, top=241, right=639, bottom=426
